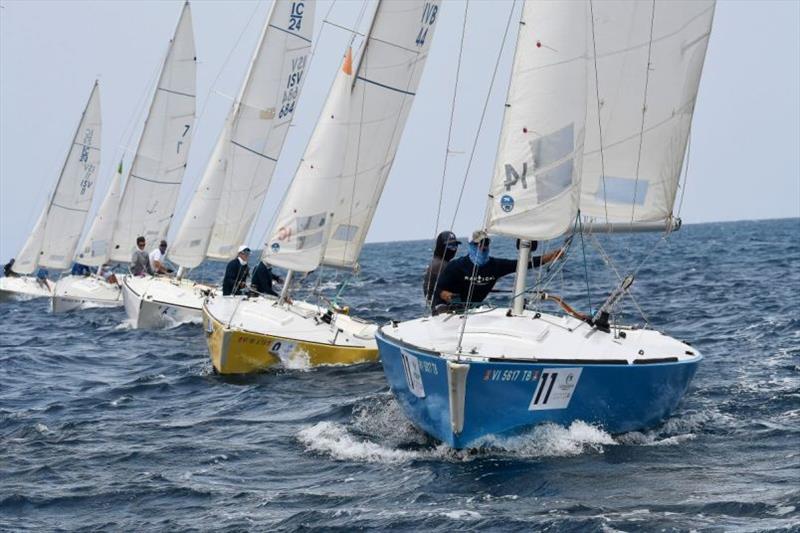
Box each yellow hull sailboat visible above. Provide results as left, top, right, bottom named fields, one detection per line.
left=203, top=295, right=377, bottom=374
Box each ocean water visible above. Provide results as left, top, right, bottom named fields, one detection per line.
left=1, top=218, right=798, bottom=531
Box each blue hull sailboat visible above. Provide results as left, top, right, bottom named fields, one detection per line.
left=377, top=0, right=715, bottom=448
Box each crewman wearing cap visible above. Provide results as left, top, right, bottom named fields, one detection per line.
left=222, top=245, right=251, bottom=296
left=423, top=230, right=461, bottom=303
left=433, top=230, right=564, bottom=313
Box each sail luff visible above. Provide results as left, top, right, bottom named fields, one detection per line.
left=109, top=2, right=196, bottom=262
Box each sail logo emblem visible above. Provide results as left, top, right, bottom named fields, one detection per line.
left=271, top=242, right=280, bottom=253
left=500, top=195, right=514, bottom=213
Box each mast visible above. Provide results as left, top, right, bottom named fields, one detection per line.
left=511, top=240, right=531, bottom=314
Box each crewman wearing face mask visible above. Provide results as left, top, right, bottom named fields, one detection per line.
left=423, top=231, right=461, bottom=303
left=433, top=230, right=563, bottom=312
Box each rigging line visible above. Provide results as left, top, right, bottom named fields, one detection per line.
left=450, top=0, right=518, bottom=232
left=588, top=231, right=650, bottom=326
left=630, top=0, right=657, bottom=225
left=196, top=0, right=263, bottom=123
left=249, top=0, right=340, bottom=252
left=454, top=0, right=519, bottom=352
left=427, top=0, right=469, bottom=314
left=456, top=248, right=482, bottom=355
left=578, top=212, right=594, bottom=315
left=588, top=0, right=609, bottom=223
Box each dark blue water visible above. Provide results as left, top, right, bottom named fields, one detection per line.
left=2, top=218, right=798, bottom=531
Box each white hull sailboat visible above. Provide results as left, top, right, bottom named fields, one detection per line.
left=2, top=82, right=102, bottom=302
left=54, top=3, right=196, bottom=315
left=52, top=162, right=124, bottom=313
left=378, top=0, right=715, bottom=448
left=204, top=0, right=442, bottom=374
left=0, top=276, right=54, bottom=301
left=122, top=274, right=211, bottom=328
left=64, top=1, right=197, bottom=322
left=125, top=0, right=314, bottom=329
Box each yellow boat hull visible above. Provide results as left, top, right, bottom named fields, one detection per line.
left=204, top=308, right=379, bottom=374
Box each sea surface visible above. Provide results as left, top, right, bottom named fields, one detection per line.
left=1, top=218, right=798, bottom=532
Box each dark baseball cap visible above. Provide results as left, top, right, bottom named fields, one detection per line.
left=436, top=231, right=461, bottom=249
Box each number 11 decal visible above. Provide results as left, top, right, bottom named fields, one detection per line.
left=528, top=368, right=582, bottom=411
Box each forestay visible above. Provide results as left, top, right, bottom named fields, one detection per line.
left=579, top=0, right=715, bottom=229
left=170, top=0, right=314, bottom=269
left=262, top=48, right=354, bottom=272
left=322, top=0, right=442, bottom=269
left=76, top=162, right=123, bottom=266
left=14, top=82, right=102, bottom=274
left=110, top=2, right=196, bottom=262
left=486, top=1, right=588, bottom=241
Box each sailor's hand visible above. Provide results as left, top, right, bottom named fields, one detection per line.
left=440, top=290, right=456, bottom=303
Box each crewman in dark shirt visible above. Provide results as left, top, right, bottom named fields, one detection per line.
left=3, top=258, right=19, bottom=277
left=251, top=261, right=282, bottom=297
left=423, top=230, right=461, bottom=303
left=433, top=230, right=564, bottom=312
left=222, top=246, right=251, bottom=296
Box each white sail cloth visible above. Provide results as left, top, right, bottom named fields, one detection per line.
left=262, top=49, right=353, bottom=272
left=264, top=0, right=443, bottom=272
left=76, top=163, right=122, bottom=266
left=169, top=0, right=314, bottom=269
left=322, top=0, right=442, bottom=269
left=485, top=0, right=715, bottom=239
left=486, top=1, right=588, bottom=241
left=14, top=82, right=102, bottom=274
left=110, top=2, right=196, bottom=262
left=580, top=0, right=715, bottom=228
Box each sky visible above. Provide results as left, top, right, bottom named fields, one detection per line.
left=1, top=0, right=798, bottom=262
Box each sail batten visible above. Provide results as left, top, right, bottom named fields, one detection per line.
left=170, top=0, right=314, bottom=269
left=109, top=2, right=196, bottom=262
left=14, top=82, right=102, bottom=274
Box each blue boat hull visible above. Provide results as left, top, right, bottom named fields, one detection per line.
left=376, top=329, right=701, bottom=448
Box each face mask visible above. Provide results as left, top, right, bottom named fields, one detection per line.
left=443, top=247, right=457, bottom=261
left=468, top=243, right=490, bottom=267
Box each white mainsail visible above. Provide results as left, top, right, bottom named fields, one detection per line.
left=262, top=48, right=353, bottom=272
left=110, top=2, right=196, bottom=262
left=169, top=0, right=314, bottom=269
left=486, top=1, right=588, bottom=241
left=76, top=162, right=123, bottom=266
left=322, top=0, right=442, bottom=269
left=14, top=82, right=102, bottom=274
left=579, top=0, right=715, bottom=230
